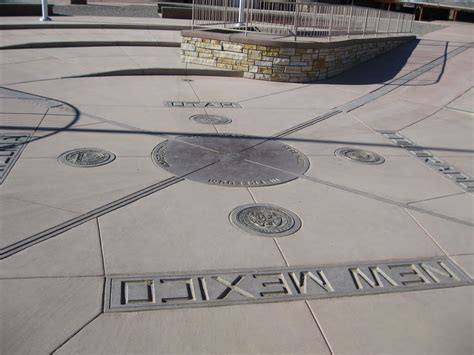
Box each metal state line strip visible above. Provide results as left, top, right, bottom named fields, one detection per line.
left=0, top=175, right=186, bottom=259
left=238, top=42, right=472, bottom=154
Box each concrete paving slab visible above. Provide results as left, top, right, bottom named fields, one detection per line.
left=453, top=254, right=474, bottom=278
left=22, top=121, right=164, bottom=157
left=401, top=108, right=474, bottom=158
left=241, top=83, right=361, bottom=110
left=249, top=179, right=443, bottom=266
left=0, top=277, right=103, bottom=355
left=0, top=112, right=44, bottom=129
left=9, top=76, right=199, bottom=107
left=34, top=113, right=99, bottom=132
left=0, top=220, right=103, bottom=278
left=0, top=16, right=190, bottom=26
left=55, top=302, right=330, bottom=355
left=421, top=21, right=474, bottom=43
left=188, top=76, right=304, bottom=105
left=349, top=94, right=440, bottom=131
left=0, top=59, right=74, bottom=85
left=0, top=196, right=78, bottom=249
left=63, top=55, right=139, bottom=74
left=446, top=87, right=474, bottom=114
left=0, top=48, right=55, bottom=65
left=78, top=105, right=216, bottom=135
left=394, top=49, right=473, bottom=107
left=407, top=209, right=474, bottom=256
left=0, top=28, right=180, bottom=49
left=210, top=107, right=328, bottom=137
left=411, top=193, right=474, bottom=224
left=119, top=45, right=179, bottom=57
left=0, top=97, right=49, bottom=115
left=304, top=155, right=463, bottom=203
left=98, top=180, right=286, bottom=275
left=285, top=112, right=409, bottom=156
left=309, top=286, right=474, bottom=355
left=39, top=46, right=126, bottom=59
left=1, top=156, right=171, bottom=213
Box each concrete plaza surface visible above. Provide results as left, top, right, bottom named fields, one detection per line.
left=0, top=16, right=473, bottom=355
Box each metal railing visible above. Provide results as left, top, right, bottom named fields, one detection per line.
left=191, top=0, right=415, bottom=41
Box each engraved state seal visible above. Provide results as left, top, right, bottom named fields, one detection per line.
left=335, top=147, right=385, bottom=165
left=190, top=114, right=232, bottom=125
left=58, top=148, right=116, bottom=168
left=230, top=204, right=302, bottom=237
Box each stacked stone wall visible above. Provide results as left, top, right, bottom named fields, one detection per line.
left=181, top=34, right=413, bottom=82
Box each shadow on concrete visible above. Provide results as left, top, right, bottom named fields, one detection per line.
left=0, top=87, right=80, bottom=150
left=2, top=123, right=473, bottom=155
left=322, top=39, right=449, bottom=87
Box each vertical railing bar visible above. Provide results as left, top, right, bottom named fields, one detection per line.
left=396, top=12, right=401, bottom=34
left=191, top=0, right=195, bottom=29
left=387, top=7, right=391, bottom=35
left=293, top=2, right=298, bottom=41
left=223, top=0, right=227, bottom=28
left=249, top=0, right=252, bottom=31
left=328, top=5, right=333, bottom=41
left=375, top=8, right=381, bottom=36
left=347, top=4, right=353, bottom=38
left=362, top=7, right=368, bottom=37
left=192, top=2, right=415, bottom=40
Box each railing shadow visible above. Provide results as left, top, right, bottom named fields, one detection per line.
left=0, top=87, right=80, bottom=150
left=321, top=38, right=449, bottom=86
left=1, top=123, right=473, bottom=155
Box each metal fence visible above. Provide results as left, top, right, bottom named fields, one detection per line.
left=191, top=0, right=415, bottom=40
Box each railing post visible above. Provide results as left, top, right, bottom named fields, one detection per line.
left=238, top=0, right=245, bottom=27
left=328, top=5, right=334, bottom=41
left=362, top=8, right=368, bottom=37
left=40, top=0, right=51, bottom=21
left=249, top=0, right=254, bottom=33
left=191, top=0, right=195, bottom=29
left=375, top=9, right=381, bottom=37
left=410, top=12, right=415, bottom=33
left=245, top=0, right=250, bottom=35
left=223, top=0, right=227, bottom=29
left=347, top=5, right=353, bottom=38
left=293, top=3, right=299, bottom=41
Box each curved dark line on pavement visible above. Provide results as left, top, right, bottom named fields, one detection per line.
left=0, top=23, right=191, bottom=31
left=0, top=41, right=180, bottom=50
left=1, top=125, right=472, bottom=155
left=0, top=87, right=81, bottom=148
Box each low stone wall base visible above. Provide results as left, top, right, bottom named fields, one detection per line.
left=181, top=30, right=415, bottom=83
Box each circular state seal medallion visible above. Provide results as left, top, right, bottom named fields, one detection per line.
left=151, top=134, right=310, bottom=187
left=190, top=114, right=232, bottom=125
left=230, top=203, right=302, bottom=237
left=335, top=147, right=385, bottom=165
left=58, top=148, right=116, bottom=168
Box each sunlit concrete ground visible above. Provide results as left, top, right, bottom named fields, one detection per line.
left=0, top=16, right=473, bottom=355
